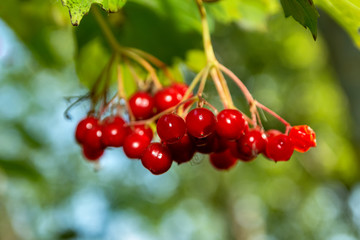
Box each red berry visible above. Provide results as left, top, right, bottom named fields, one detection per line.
left=265, top=129, right=282, bottom=138
left=75, top=116, right=99, bottom=144
left=141, top=143, right=173, bottom=175
left=157, top=113, right=186, bottom=144
left=101, top=116, right=128, bottom=147
left=154, top=87, right=180, bottom=113
left=265, top=134, right=294, bottom=161
left=129, top=124, right=153, bottom=141
left=237, top=129, right=267, bottom=160
left=289, top=125, right=316, bottom=153
left=82, top=145, right=104, bottom=161
left=129, top=92, right=154, bottom=120
left=167, top=133, right=195, bottom=164
left=190, top=134, right=217, bottom=154
left=171, top=83, right=188, bottom=98
left=123, top=133, right=151, bottom=159
left=82, top=123, right=103, bottom=150
left=210, top=149, right=237, bottom=170
left=228, top=141, right=255, bottom=162
left=216, top=109, right=248, bottom=140
left=186, top=108, right=217, bottom=138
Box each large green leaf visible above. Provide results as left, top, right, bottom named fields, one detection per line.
left=315, top=0, right=360, bottom=48
left=280, top=0, right=320, bottom=39
left=61, top=0, right=127, bottom=26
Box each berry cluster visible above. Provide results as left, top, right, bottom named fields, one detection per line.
left=75, top=94, right=316, bottom=175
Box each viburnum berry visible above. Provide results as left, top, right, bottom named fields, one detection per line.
left=265, top=134, right=294, bottom=161
left=154, top=87, right=180, bottom=113
left=82, top=145, right=104, bottom=161
left=75, top=116, right=99, bottom=144
left=82, top=123, right=103, bottom=150
left=228, top=140, right=255, bottom=162
left=123, top=133, right=151, bottom=159
left=129, top=124, right=153, bottom=141
left=237, top=129, right=267, bottom=160
left=157, top=113, right=186, bottom=144
left=186, top=108, right=217, bottom=138
left=216, top=109, right=248, bottom=140
left=171, top=83, right=188, bottom=99
left=289, top=125, right=316, bottom=153
left=141, top=143, right=173, bottom=175
left=101, top=116, right=128, bottom=147
left=210, top=149, right=237, bottom=170
left=166, top=133, right=195, bottom=164
left=191, top=133, right=217, bottom=154
left=129, top=92, right=155, bottom=120
left=265, top=129, right=282, bottom=138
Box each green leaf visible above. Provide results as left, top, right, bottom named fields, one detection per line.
left=0, top=159, right=43, bottom=182
left=61, top=0, right=127, bottom=26
left=315, top=0, right=360, bottom=48
left=280, top=0, right=320, bottom=39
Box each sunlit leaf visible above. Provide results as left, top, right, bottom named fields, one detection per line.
left=315, top=0, right=360, bottom=48
left=61, top=0, right=127, bottom=26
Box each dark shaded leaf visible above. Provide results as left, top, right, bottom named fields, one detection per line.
left=280, top=0, right=319, bottom=39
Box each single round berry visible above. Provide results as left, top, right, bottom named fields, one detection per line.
left=190, top=134, right=217, bottom=154
left=82, top=145, right=104, bottom=161
left=157, top=113, right=186, bottom=144
left=237, top=129, right=267, bottom=159
left=266, top=134, right=294, bottom=161
left=216, top=109, right=248, bottom=140
left=171, top=83, right=188, bottom=98
left=123, top=133, right=151, bottom=159
left=186, top=108, right=217, bottom=138
left=129, top=92, right=154, bottom=120
left=101, top=116, right=128, bottom=147
left=210, top=149, right=237, bottom=170
left=141, top=143, right=173, bottom=175
left=167, top=133, right=195, bottom=164
left=82, top=123, right=103, bottom=150
left=154, top=87, right=180, bottom=113
left=75, top=116, right=99, bottom=144
left=289, top=125, right=316, bottom=153
left=265, top=129, right=282, bottom=138
left=228, top=141, right=255, bottom=162
left=129, top=124, right=153, bottom=141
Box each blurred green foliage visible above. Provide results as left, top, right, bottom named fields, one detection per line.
left=0, top=0, right=360, bottom=240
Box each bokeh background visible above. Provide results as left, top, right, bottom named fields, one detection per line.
left=0, top=0, right=360, bottom=239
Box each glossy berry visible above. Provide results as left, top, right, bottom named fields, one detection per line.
left=186, top=108, right=217, bottom=138
left=82, top=145, right=104, bottom=161
left=210, top=149, right=237, bottom=170
left=82, top=123, right=103, bottom=150
left=129, top=124, right=153, bottom=141
left=101, top=116, right=128, bottom=147
left=265, top=129, right=282, bottom=138
left=154, top=87, right=180, bottom=113
left=141, top=143, right=173, bottom=175
left=237, top=129, right=267, bottom=160
left=129, top=92, right=154, bottom=120
left=228, top=141, right=255, bottom=162
left=171, top=83, right=188, bottom=98
left=75, top=116, right=99, bottom=144
left=123, top=133, right=151, bottom=159
left=289, top=125, right=316, bottom=153
left=157, top=113, right=186, bottom=144
left=216, top=109, right=248, bottom=140
left=191, top=134, right=217, bottom=154
left=266, top=134, right=294, bottom=161
left=167, top=133, right=195, bottom=164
